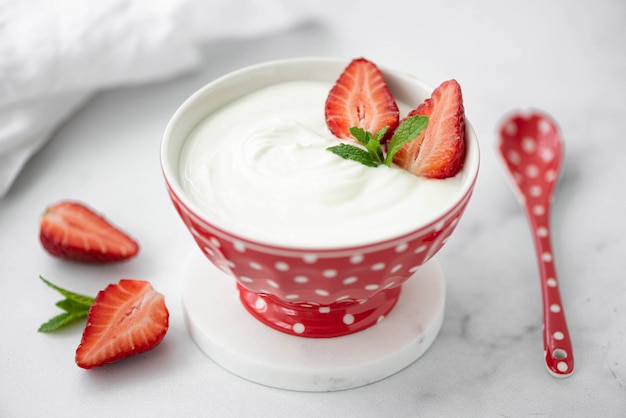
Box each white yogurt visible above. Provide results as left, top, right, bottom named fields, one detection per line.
left=179, top=81, right=463, bottom=248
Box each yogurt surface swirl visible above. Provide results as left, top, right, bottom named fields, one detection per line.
left=179, top=81, right=462, bottom=248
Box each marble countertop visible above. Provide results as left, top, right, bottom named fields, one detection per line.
left=1, top=1, right=625, bottom=416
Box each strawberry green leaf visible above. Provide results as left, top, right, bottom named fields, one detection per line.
left=385, top=115, right=429, bottom=166
left=327, top=143, right=380, bottom=167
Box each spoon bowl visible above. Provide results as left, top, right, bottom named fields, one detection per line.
left=497, top=110, right=574, bottom=377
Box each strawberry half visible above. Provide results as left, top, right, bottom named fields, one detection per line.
left=325, top=57, right=399, bottom=140
left=393, top=79, right=466, bottom=179
left=75, top=279, right=169, bottom=369
left=39, top=201, right=139, bottom=263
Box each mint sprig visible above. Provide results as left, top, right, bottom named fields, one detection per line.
left=38, top=276, right=95, bottom=332
left=327, top=114, right=428, bottom=167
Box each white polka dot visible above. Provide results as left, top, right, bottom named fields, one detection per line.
left=554, top=331, right=564, bottom=340
left=255, top=298, right=266, bottom=310
left=504, top=122, right=518, bottom=136
left=542, top=252, right=553, bottom=262
left=240, top=276, right=253, bottom=283
left=285, top=294, right=299, bottom=300
left=365, top=284, right=379, bottom=291
left=323, top=269, right=337, bottom=278
left=557, top=361, right=569, bottom=373
left=414, top=245, right=427, bottom=253
left=513, top=172, right=524, bottom=184
left=537, top=227, right=549, bottom=237
left=434, top=221, right=445, bottom=231
left=384, top=281, right=396, bottom=289
left=303, top=254, right=317, bottom=263
left=293, top=323, right=305, bottom=334
left=377, top=315, right=385, bottom=324
left=343, top=314, right=355, bottom=325
left=335, top=295, right=350, bottom=301
left=234, top=241, right=246, bottom=252
left=319, top=307, right=331, bottom=313
left=249, top=262, right=262, bottom=270
left=533, top=205, right=545, bottom=216
left=203, top=246, right=215, bottom=256
left=538, top=119, right=552, bottom=134
left=350, top=254, right=364, bottom=264
left=522, top=136, right=537, bottom=153
left=209, top=237, right=221, bottom=248
left=526, top=165, right=540, bottom=178
left=395, top=243, right=408, bottom=252
left=546, top=278, right=557, bottom=287
left=550, top=304, right=561, bottom=313
left=409, top=265, right=421, bottom=273
left=343, top=276, right=358, bottom=285
left=529, top=185, right=543, bottom=197
left=507, top=150, right=521, bottom=165
left=226, top=260, right=236, bottom=268
left=315, top=289, right=329, bottom=296
left=267, top=280, right=279, bottom=289
left=275, top=261, right=289, bottom=271
left=371, top=262, right=385, bottom=271
left=294, top=275, right=309, bottom=284
left=545, top=169, right=558, bottom=182
left=539, top=147, right=555, bottom=162
left=391, top=264, right=402, bottom=273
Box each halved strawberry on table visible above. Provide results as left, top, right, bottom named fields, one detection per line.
left=325, top=57, right=399, bottom=141
left=40, top=200, right=139, bottom=263
left=393, top=79, right=466, bottom=179
left=75, top=279, right=169, bottom=369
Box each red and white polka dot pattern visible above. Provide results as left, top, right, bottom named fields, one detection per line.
left=166, top=182, right=475, bottom=338
left=498, top=111, right=574, bottom=377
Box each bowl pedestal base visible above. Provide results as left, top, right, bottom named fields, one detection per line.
left=181, top=253, right=446, bottom=392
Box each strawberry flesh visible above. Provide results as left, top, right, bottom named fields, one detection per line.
left=325, top=57, right=399, bottom=140
left=39, top=201, right=139, bottom=263
left=75, top=280, right=169, bottom=369
left=393, top=79, right=466, bottom=179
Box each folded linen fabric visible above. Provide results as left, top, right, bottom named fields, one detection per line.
left=0, top=0, right=306, bottom=197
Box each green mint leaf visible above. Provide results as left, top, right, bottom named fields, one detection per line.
left=39, top=276, right=95, bottom=308
left=39, top=276, right=95, bottom=332
left=349, top=127, right=369, bottom=145
left=385, top=115, right=429, bottom=166
left=56, top=298, right=92, bottom=314
left=375, top=126, right=389, bottom=143
left=349, top=126, right=387, bottom=165
left=327, top=144, right=380, bottom=167
left=38, top=311, right=88, bottom=333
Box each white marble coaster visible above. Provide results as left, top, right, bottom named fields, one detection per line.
left=181, top=253, right=446, bottom=392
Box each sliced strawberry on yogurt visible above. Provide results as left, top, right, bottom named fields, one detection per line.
left=39, top=200, right=139, bottom=263
left=325, top=57, right=399, bottom=140
left=75, top=279, right=169, bottom=369
left=393, top=79, right=466, bottom=179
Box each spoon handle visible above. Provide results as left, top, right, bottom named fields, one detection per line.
left=523, top=200, right=574, bottom=377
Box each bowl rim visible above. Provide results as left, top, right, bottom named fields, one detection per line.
left=160, top=56, right=480, bottom=251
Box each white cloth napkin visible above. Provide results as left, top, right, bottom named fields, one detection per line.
left=0, top=0, right=306, bottom=197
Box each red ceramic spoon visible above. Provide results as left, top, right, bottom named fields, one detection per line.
left=496, top=110, right=574, bottom=377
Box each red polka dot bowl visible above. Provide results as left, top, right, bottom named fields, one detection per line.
left=161, top=58, right=480, bottom=338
